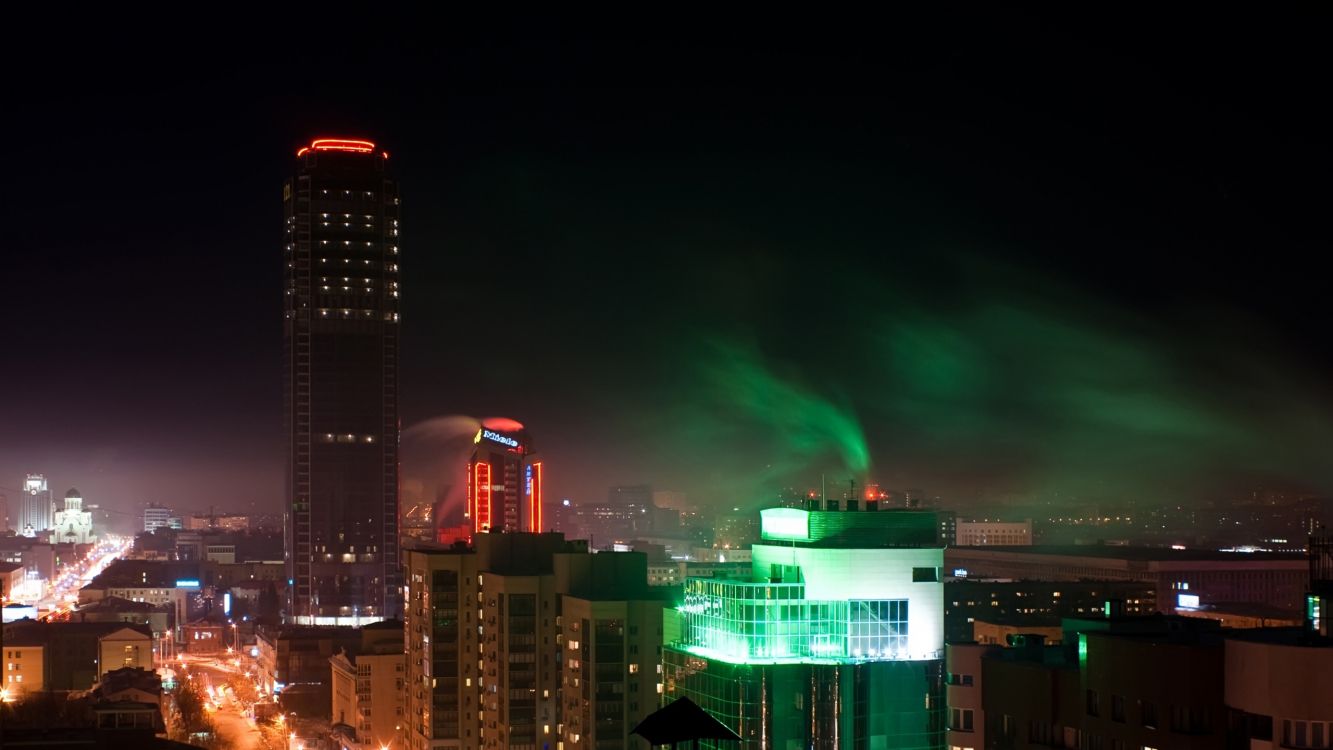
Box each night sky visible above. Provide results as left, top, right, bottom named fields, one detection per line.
left=3, top=12, right=1330, bottom=522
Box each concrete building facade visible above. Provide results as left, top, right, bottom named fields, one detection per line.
left=946, top=643, right=999, bottom=750
left=955, top=520, right=1032, bottom=547
left=3, top=642, right=46, bottom=697
left=404, top=545, right=480, bottom=750
left=401, top=535, right=666, bottom=750
left=331, top=624, right=406, bottom=750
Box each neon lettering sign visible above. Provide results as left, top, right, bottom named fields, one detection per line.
left=526, top=462, right=544, bottom=532
left=481, top=429, right=520, bottom=448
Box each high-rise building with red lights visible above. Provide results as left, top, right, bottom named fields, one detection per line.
left=465, top=419, right=544, bottom=537
left=283, top=137, right=401, bottom=625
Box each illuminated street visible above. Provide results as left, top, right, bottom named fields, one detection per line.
left=174, top=653, right=266, bottom=750
left=2, top=535, right=133, bottom=619
left=44, top=537, right=131, bottom=614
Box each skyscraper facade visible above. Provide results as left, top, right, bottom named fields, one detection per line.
left=465, top=420, right=542, bottom=537
left=19, top=474, right=52, bottom=537
left=402, top=535, right=663, bottom=750
left=663, top=505, right=948, bottom=750
left=284, top=137, right=401, bottom=624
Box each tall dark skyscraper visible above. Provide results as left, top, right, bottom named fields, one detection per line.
left=283, top=138, right=401, bottom=624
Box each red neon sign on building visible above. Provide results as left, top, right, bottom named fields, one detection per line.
left=473, top=462, right=492, bottom=533
left=527, top=461, right=544, bottom=532
left=295, top=138, right=385, bottom=158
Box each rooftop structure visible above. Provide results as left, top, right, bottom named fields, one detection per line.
left=946, top=544, right=1309, bottom=613
left=664, top=506, right=948, bottom=749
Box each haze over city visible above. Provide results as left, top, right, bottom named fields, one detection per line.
left=2, top=11, right=1332, bottom=750
left=4, top=14, right=1330, bottom=526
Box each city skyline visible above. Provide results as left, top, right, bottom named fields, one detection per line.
left=2, top=13, right=1331, bottom=519
left=2, top=14, right=1331, bottom=750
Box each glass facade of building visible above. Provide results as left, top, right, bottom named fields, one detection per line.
left=678, top=579, right=910, bottom=662
left=663, top=647, right=945, bottom=750
left=663, top=508, right=948, bottom=749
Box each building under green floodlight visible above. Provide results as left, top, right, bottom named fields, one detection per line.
left=662, top=503, right=947, bottom=749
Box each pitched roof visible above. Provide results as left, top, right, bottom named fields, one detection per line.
left=2, top=619, right=153, bottom=645
left=97, top=666, right=162, bottom=697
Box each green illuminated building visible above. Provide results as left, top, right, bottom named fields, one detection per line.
left=663, top=505, right=947, bottom=749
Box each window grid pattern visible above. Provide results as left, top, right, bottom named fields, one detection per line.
left=678, top=579, right=909, bottom=662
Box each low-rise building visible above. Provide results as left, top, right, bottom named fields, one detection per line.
left=946, top=642, right=1000, bottom=750
left=1173, top=601, right=1304, bottom=629
left=945, top=545, right=1308, bottom=613
left=258, top=622, right=399, bottom=718
left=972, top=617, right=1064, bottom=646
left=0, top=560, right=24, bottom=599
left=183, top=612, right=227, bottom=655
left=205, top=544, right=236, bottom=564
left=955, top=540, right=1333, bottom=750
left=79, top=559, right=203, bottom=606
left=944, top=578, right=1156, bottom=643
left=95, top=665, right=163, bottom=705
left=186, top=514, right=250, bottom=531
left=3, top=638, right=46, bottom=697
left=71, top=595, right=172, bottom=636
left=0, top=536, right=55, bottom=581
left=90, top=668, right=167, bottom=738
left=1, top=620, right=153, bottom=690
left=646, top=563, right=680, bottom=586
left=955, top=519, right=1032, bottom=546
left=1225, top=627, right=1333, bottom=749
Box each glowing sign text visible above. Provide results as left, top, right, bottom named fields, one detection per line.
left=481, top=429, right=520, bottom=448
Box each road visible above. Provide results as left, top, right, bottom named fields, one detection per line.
left=212, top=703, right=262, bottom=750
left=29, top=536, right=133, bottom=618
left=178, top=655, right=265, bottom=750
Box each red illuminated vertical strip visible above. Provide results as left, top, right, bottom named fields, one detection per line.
left=525, top=466, right=535, bottom=538
left=475, top=462, right=492, bottom=532
left=531, top=462, right=543, bottom=532
left=466, top=461, right=474, bottom=524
